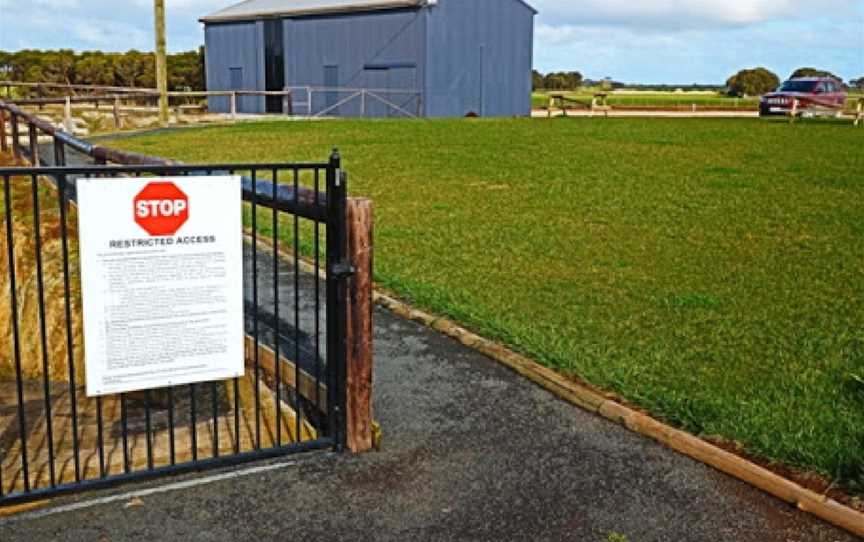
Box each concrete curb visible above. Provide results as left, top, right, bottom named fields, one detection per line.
left=371, top=292, right=864, bottom=539
left=244, top=229, right=864, bottom=538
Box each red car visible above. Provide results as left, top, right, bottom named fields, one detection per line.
left=760, top=77, right=847, bottom=117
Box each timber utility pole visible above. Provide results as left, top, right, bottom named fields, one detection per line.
left=154, top=0, right=169, bottom=126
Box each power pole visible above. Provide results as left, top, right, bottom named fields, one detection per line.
left=154, top=0, right=169, bottom=126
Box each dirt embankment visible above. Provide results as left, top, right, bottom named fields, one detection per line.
left=0, top=152, right=84, bottom=382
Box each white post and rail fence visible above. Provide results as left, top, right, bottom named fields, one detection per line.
left=2, top=81, right=422, bottom=122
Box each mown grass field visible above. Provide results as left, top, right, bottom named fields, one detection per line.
left=106, top=117, right=864, bottom=494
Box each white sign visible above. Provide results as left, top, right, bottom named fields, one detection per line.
left=77, top=176, right=245, bottom=397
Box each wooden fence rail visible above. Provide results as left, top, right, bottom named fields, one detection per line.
left=4, top=81, right=423, bottom=119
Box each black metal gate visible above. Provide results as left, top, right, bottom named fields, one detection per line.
left=0, top=155, right=350, bottom=506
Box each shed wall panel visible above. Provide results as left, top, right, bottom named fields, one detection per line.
left=283, top=9, right=426, bottom=117
left=205, top=22, right=266, bottom=113
left=426, top=0, right=534, bottom=117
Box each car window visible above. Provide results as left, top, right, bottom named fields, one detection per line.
left=780, top=80, right=817, bottom=92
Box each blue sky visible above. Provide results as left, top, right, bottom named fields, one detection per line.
left=0, top=0, right=861, bottom=84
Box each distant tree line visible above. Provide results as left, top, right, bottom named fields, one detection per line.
left=533, top=70, right=584, bottom=90
left=725, top=67, right=857, bottom=97
left=532, top=66, right=862, bottom=95
left=0, top=49, right=205, bottom=90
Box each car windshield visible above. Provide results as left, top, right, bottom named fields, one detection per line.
left=779, top=80, right=818, bottom=92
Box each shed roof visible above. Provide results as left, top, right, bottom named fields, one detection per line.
left=200, top=0, right=424, bottom=23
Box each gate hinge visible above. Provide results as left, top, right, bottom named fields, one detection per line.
left=332, top=262, right=356, bottom=278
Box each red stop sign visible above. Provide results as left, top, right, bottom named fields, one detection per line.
left=133, top=182, right=189, bottom=236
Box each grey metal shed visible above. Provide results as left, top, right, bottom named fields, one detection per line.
left=200, top=0, right=536, bottom=117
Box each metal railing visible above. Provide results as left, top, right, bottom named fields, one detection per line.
left=0, top=98, right=376, bottom=506
left=285, top=86, right=422, bottom=118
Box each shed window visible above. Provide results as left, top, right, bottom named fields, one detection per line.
left=229, top=67, right=243, bottom=89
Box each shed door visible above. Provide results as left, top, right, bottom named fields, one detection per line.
left=264, top=19, right=285, bottom=113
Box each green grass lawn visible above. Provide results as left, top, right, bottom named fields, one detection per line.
left=106, top=117, right=864, bottom=494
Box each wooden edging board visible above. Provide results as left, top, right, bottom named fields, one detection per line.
left=371, top=292, right=864, bottom=538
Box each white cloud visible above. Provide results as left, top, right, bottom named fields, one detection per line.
left=70, top=18, right=150, bottom=48
left=529, top=0, right=862, bottom=81
left=533, top=0, right=857, bottom=30
left=32, top=0, right=80, bottom=8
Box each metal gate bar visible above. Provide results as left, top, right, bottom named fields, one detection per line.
left=0, top=155, right=350, bottom=506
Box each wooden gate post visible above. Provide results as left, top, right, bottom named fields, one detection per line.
left=345, top=197, right=374, bottom=453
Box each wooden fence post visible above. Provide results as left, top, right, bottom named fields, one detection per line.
left=0, top=109, right=7, bottom=152
left=64, top=96, right=74, bottom=133
left=283, top=88, right=293, bottom=116
left=28, top=123, right=39, bottom=165
left=113, top=96, right=121, bottom=130
left=855, top=98, right=863, bottom=127
left=345, top=197, right=374, bottom=453
left=230, top=92, right=237, bottom=119
left=11, top=113, right=20, bottom=158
